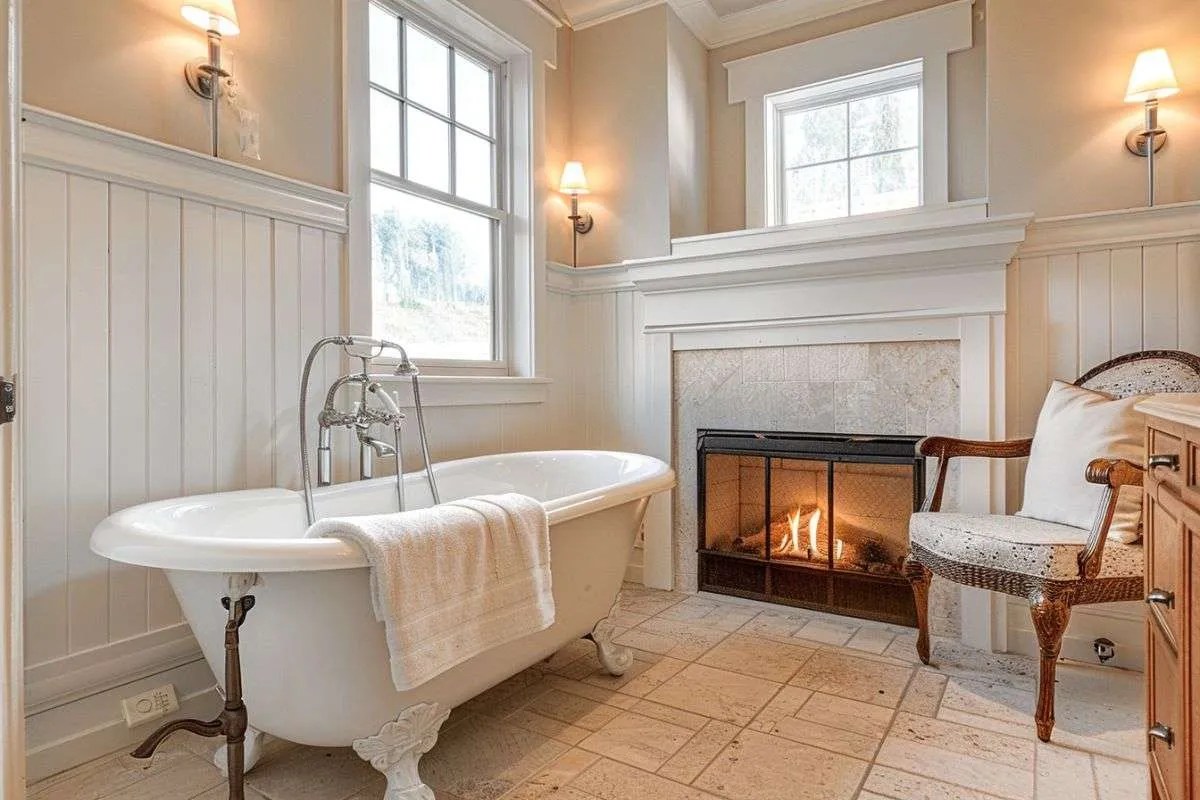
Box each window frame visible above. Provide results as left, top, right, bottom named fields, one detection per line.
left=361, top=0, right=515, bottom=373
left=765, top=60, right=923, bottom=227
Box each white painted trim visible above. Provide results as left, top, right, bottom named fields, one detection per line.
left=1, top=0, right=21, bottom=794
left=370, top=375, right=552, bottom=406
left=725, top=0, right=973, bottom=228
left=569, top=0, right=896, bottom=48
left=570, top=0, right=665, bottom=29
left=21, top=107, right=350, bottom=233
left=545, top=261, right=636, bottom=294
left=344, top=0, right=543, bottom=378
left=622, top=203, right=1031, bottom=297
left=671, top=0, right=894, bottom=47
left=1017, top=199, right=1200, bottom=257
left=1006, top=597, right=1144, bottom=671
left=26, top=674, right=220, bottom=784
left=23, top=625, right=203, bottom=716
left=518, top=0, right=567, bottom=28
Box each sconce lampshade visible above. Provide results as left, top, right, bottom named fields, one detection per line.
left=1125, top=48, right=1179, bottom=103
left=181, top=0, right=240, bottom=36
left=559, top=161, right=590, bottom=195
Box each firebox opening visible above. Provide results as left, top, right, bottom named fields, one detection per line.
left=697, top=429, right=925, bottom=627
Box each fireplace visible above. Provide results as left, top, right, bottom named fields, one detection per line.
left=697, top=429, right=925, bottom=626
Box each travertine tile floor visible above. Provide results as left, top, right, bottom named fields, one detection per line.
left=31, top=585, right=1147, bottom=800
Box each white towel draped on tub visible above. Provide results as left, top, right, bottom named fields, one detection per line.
left=305, top=493, right=554, bottom=691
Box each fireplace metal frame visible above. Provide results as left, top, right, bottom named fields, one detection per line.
left=696, top=429, right=926, bottom=626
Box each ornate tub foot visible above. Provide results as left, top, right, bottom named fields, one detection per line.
left=215, top=726, right=263, bottom=778
left=353, top=703, right=451, bottom=800
left=584, top=595, right=634, bottom=676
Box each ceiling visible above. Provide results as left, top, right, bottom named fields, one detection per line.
left=554, top=0, right=891, bottom=46
left=706, top=0, right=781, bottom=16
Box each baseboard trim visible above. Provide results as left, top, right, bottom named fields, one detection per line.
left=1006, top=600, right=1144, bottom=671
left=25, top=659, right=219, bottom=784
left=25, top=624, right=203, bottom=715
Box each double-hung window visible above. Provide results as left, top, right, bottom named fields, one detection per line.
left=767, top=61, right=922, bottom=225
left=367, top=1, right=505, bottom=364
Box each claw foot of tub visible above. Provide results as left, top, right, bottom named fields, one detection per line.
left=586, top=594, right=634, bottom=676
left=353, top=702, right=450, bottom=800
left=213, top=726, right=264, bottom=778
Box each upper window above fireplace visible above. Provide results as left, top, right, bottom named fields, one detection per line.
left=766, top=61, right=922, bottom=225
left=724, top=0, right=974, bottom=229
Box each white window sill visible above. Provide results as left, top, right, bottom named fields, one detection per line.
left=371, top=374, right=551, bottom=407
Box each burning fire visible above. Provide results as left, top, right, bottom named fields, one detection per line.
left=771, top=506, right=846, bottom=562
left=774, top=507, right=822, bottom=557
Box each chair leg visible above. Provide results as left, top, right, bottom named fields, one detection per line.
left=903, top=557, right=933, bottom=665
left=1028, top=590, right=1072, bottom=742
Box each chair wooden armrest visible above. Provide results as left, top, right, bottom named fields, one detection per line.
left=917, top=436, right=1033, bottom=512
left=1084, top=457, right=1145, bottom=489
left=1077, top=457, right=1145, bottom=579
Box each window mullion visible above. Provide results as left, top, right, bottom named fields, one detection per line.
left=843, top=102, right=850, bottom=217
left=448, top=46, right=457, bottom=198
left=397, top=19, right=407, bottom=181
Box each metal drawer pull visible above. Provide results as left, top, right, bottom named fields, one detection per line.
left=1149, top=723, right=1174, bottom=748
left=1146, top=588, right=1176, bottom=608
left=1148, top=454, right=1180, bottom=471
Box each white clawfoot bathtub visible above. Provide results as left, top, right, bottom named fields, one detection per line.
left=91, top=450, right=674, bottom=798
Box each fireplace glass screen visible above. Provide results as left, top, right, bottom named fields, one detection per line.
left=698, top=430, right=925, bottom=626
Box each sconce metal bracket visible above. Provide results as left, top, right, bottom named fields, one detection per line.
left=1126, top=127, right=1166, bottom=157
left=571, top=212, right=594, bottom=235
left=185, top=59, right=229, bottom=100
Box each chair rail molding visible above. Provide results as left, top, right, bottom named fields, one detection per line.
left=22, top=106, right=350, bottom=233
left=1016, top=199, right=1200, bottom=258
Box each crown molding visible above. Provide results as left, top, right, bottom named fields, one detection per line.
left=517, top=0, right=567, bottom=27
left=567, top=0, right=895, bottom=45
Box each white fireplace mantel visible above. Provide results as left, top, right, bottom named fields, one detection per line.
left=622, top=201, right=1032, bottom=332
left=550, top=201, right=1033, bottom=652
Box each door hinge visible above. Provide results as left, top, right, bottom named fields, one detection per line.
left=0, top=377, right=13, bottom=425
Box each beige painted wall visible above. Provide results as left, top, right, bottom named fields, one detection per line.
left=570, top=5, right=671, bottom=265
left=667, top=10, right=708, bottom=240
left=988, top=0, right=1200, bottom=217
left=23, top=0, right=342, bottom=190
left=546, top=26, right=576, bottom=265
left=706, top=0, right=987, bottom=233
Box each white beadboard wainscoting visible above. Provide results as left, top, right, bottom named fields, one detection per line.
left=1004, top=200, right=1200, bottom=670
left=18, top=108, right=580, bottom=781
left=20, top=107, right=350, bottom=779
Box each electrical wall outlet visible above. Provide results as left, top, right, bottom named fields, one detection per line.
left=121, top=684, right=179, bottom=728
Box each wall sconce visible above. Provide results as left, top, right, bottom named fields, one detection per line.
left=559, top=161, right=593, bottom=268
left=181, top=0, right=240, bottom=158
left=1124, top=47, right=1179, bottom=207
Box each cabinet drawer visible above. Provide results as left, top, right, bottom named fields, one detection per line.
left=1148, top=629, right=1185, bottom=800
left=1145, top=489, right=1183, bottom=648
left=1147, top=424, right=1184, bottom=493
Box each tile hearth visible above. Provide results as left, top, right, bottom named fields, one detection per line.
left=30, top=586, right=1145, bottom=800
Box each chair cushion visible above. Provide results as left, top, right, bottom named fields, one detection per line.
left=1017, top=380, right=1146, bottom=543
left=910, top=512, right=1144, bottom=580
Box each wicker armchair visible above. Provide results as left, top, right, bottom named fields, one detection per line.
left=904, top=350, right=1200, bottom=742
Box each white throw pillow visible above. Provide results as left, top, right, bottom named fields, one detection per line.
left=1017, top=380, right=1146, bottom=543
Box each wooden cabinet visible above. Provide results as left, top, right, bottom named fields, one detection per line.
left=1140, top=397, right=1200, bottom=800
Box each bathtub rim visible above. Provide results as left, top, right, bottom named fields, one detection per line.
left=91, top=449, right=675, bottom=573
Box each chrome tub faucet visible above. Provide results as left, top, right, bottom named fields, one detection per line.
left=299, top=336, right=440, bottom=526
